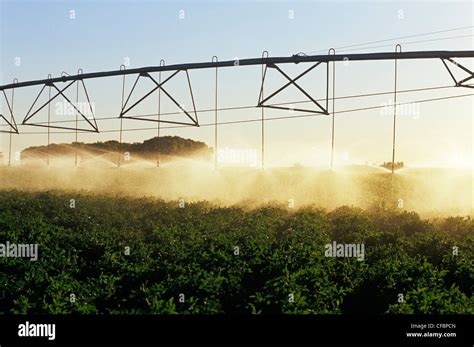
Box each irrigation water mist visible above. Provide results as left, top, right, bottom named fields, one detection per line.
left=0, top=153, right=472, bottom=218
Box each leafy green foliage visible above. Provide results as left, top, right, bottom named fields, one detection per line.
left=0, top=191, right=472, bottom=314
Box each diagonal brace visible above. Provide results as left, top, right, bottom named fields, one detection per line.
left=0, top=90, right=18, bottom=134
left=441, top=58, right=474, bottom=88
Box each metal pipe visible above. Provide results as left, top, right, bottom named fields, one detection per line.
left=2, top=50, right=473, bottom=91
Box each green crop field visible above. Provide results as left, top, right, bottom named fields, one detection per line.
left=0, top=190, right=472, bottom=314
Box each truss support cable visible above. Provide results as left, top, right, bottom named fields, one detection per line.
left=13, top=92, right=474, bottom=136
left=325, top=60, right=329, bottom=114
left=261, top=51, right=268, bottom=170
left=7, top=81, right=16, bottom=166
left=47, top=75, right=52, bottom=168
left=329, top=48, right=336, bottom=170
left=185, top=70, right=199, bottom=127
left=118, top=65, right=126, bottom=168
left=392, top=45, right=401, bottom=174
left=13, top=83, right=473, bottom=128
left=157, top=60, right=165, bottom=167
left=213, top=56, right=218, bottom=170
left=75, top=77, right=79, bottom=167
left=75, top=69, right=82, bottom=167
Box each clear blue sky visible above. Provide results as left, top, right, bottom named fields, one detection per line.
left=1, top=0, right=473, bottom=167
left=1, top=1, right=472, bottom=75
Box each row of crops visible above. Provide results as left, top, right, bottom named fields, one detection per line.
left=0, top=191, right=472, bottom=314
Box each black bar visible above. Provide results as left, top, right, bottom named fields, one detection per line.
left=0, top=315, right=472, bottom=345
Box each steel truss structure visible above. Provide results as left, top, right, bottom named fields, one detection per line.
left=0, top=49, right=473, bottom=171
left=120, top=70, right=199, bottom=127
left=258, top=62, right=329, bottom=114
left=23, top=78, right=99, bottom=132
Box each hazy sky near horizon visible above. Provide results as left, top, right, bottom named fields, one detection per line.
left=0, top=0, right=473, bottom=168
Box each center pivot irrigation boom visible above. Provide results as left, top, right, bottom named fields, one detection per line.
left=1, top=49, right=473, bottom=171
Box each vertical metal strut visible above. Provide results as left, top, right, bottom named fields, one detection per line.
left=47, top=74, right=52, bottom=167
left=118, top=65, right=126, bottom=168
left=391, top=44, right=402, bottom=174
left=212, top=56, right=218, bottom=170
left=7, top=78, right=17, bottom=166
left=75, top=69, right=83, bottom=167
left=328, top=48, right=336, bottom=170
left=157, top=59, right=165, bottom=167
left=261, top=50, right=268, bottom=169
